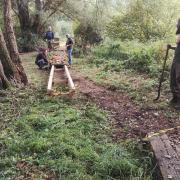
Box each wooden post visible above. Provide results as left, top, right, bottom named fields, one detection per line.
left=47, top=65, right=55, bottom=94
left=64, top=65, right=75, bottom=91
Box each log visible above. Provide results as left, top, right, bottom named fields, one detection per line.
left=149, top=134, right=180, bottom=180
left=47, top=65, right=55, bottom=94
left=64, top=65, right=75, bottom=91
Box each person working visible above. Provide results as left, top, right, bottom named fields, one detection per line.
left=168, top=18, right=180, bottom=105
left=45, top=26, right=54, bottom=51
left=66, top=34, right=74, bottom=65
left=35, top=48, right=48, bottom=69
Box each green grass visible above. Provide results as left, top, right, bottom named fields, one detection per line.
left=0, top=53, right=156, bottom=179
left=0, top=88, right=154, bottom=179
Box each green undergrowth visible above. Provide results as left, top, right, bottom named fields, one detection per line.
left=73, top=40, right=175, bottom=108
left=90, top=40, right=173, bottom=78
left=0, top=87, right=155, bottom=179
left=17, top=35, right=47, bottom=52
left=74, top=57, right=171, bottom=109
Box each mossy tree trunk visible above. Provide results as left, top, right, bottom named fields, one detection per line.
left=3, top=0, right=28, bottom=85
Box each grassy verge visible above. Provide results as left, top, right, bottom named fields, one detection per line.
left=0, top=53, right=156, bottom=179
left=74, top=57, right=171, bottom=109
left=73, top=40, right=177, bottom=110
left=0, top=88, right=155, bottom=179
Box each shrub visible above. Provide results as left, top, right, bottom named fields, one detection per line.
left=89, top=40, right=168, bottom=77
left=74, top=24, right=102, bottom=46
left=17, top=34, right=47, bottom=52
left=73, top=46, right=84, bottom=58
left=106, top=0, right=177, bottom=42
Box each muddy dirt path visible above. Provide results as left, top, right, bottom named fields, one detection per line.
left=71, top=69, right=179, bottom=139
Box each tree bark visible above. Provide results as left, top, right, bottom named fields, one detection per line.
left=32, top=0, right=44, bottom=34
left=16, top=0, right=44, bottom=35
left=3, top=0, right=28, bottom=85
left=16, top=0, right=31, bottom=35
left=0, top=60, right=11, bottom=89
left=0, top=28, right=19, bottom=81
left=35, top=0, right=43, bottom=11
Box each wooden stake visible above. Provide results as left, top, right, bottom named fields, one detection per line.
left=47, top=65, right=55, bottom=94
left=64, top=65, right=75, bottom=91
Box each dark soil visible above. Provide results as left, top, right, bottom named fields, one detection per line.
left=70, top=70, right=179, bottom=139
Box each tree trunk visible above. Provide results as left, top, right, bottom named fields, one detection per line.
left=32, top=0, right=44, bottom=34
left=3, top=0, right=28, bottom=85
left=16, top=0, right=31, bottom=35
left=35, top=0, right=43, bottom=11
left=0, top=28, right=20, bottom=81
left=0, top=60, right=10, bottom=89
left=16, top=0, right=43, bottom=35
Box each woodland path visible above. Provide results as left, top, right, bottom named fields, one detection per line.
left=67, top=69, right=179, bottom=140
left=22, top=52, right=179, bottom=140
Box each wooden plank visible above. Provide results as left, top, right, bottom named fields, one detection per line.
left=64, top=65, right=75, bottom=91
left=47, top=65, right=55, bottom=94
left=150, top=134, right=180, bottom=180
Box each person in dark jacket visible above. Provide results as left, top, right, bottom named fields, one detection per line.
left=66, top=34, right=74, bottom=65
left=45, top=26, right=54, bottom=50
left=168, top=18, right=180, bottom=104
left=35, top=48, right=48, bottom=69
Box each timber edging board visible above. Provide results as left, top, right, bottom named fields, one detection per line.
left=47, top=65, right=55, bottom=95
left=64, top=65, right=75, bottom=91
left=47, top=64, right=75, bottom=95
left=149, top=134, right=180, bottom=180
